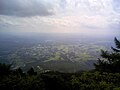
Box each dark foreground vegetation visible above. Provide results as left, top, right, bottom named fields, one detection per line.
left=0, top=37, right=120, bottom=90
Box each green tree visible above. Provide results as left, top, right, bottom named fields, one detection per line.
left=27, top=67, right=37, bottom=75
left=0, top=63, right=11, bottom=77
left=94, top=37, right=120, bottom=72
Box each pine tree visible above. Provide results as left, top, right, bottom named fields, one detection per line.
left=94, top=37, right=120, bottom=72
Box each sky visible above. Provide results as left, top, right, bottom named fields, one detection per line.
left=0, top=0, right=120, bottom=35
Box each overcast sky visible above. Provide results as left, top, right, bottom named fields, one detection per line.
left=0, top=0, right=120, bottom=35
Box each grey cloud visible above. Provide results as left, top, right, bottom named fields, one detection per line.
left=0, top=0, right=54, bottom=17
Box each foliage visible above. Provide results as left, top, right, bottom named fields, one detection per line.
left=27, top=67, right=37, bottom=75
left=0, top=63, right=11, bottom=77
left=94, top=37, right=120, bottom=73
left=0, top=63, right=120, bottom=90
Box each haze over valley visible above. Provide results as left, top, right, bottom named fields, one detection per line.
left=0, top=0, right=120, bottom=72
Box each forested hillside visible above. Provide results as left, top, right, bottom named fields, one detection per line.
left=0, top=37, right=120, bottom=90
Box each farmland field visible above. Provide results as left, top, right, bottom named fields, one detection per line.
left=0, top=33, right=115, bottom=72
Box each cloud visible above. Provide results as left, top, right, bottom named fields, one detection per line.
left=0, top=0, right=54, bottom=17
left=112, top=0, right=120, bottom=13
left=0, top=0, right=120, bottom=35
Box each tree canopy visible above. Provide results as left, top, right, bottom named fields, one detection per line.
left=94, top=37, right=120, bottom=72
